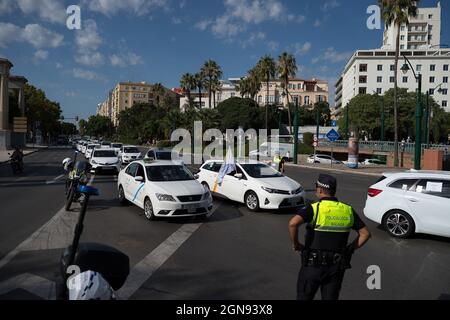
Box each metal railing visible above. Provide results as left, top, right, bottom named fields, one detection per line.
left=318, top=140, right=450, bottom=154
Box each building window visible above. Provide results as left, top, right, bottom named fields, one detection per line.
left=430, top=65, right=435, bottom=71
left=444, top=77, right=449, bottom=83
left=390, top=65, right=395, bottom=71
left=444, top=65, right=449, bottom=71
left=401, top=26, right=405, bottom=31
left=400, top=35, right=405, bottom=41
left=359, top=76, right=367, bottom=84
left=429, top=89, right=435, bottom=95
left=402, top=77, right=408, bottom=83
left=359, top=64, right=367, bottom=72
left=428, top=35, right=433, bottom=41
left=359, top=87, right=367, bottom=94
left=428, top=14, right=433, bottom=19
left=416, top=65, right=422, bottom=72
left=376, top=88, right=382, bottom=95
left=400, top=45, right=405, bottom=49
left=390, top=76, right=395, bottom=83
left=442, top=89, right=448, bottom=95
left=442, top=101, right=448, bottom=108
left=377, top=65, right=383, bottom=71
left=304, top=96, right=310, bottom=105
left=377, top=76, right=383, bottom=83
left=430, top=76, right=435, bottom=83
left=258, top=96, right=262, bottom=103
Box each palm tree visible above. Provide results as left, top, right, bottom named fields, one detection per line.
left=194, top=72, right=204, bottom=109
left=201, top=60, right=223, bottom=109
left=211, top=78, right=222, bottom=108
left=257, top=55, right=277, bottom=129
left=379, top=0, right=419, bottom=167
left=247, top=67, right=262, bottom=107
left=180, top=73, right=197, bottom=109
left=236, top=77, right=250, bottom=98
left=152, top=83, right=165, bottom=108
left=278, top=52, right=298, bottom=134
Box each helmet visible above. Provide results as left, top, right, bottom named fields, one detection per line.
left=62, top=158, right=73, bottom=171
left=68, top=271, right=116, bottom=300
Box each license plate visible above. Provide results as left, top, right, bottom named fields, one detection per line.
left=182, top=204, right=199, bottom=212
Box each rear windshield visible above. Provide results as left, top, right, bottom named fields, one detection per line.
left=112, top=144, right=123, bottom=148
left=94, top=150, right=116, bottom=157
left=376, top=176, right=387, bottom=184
left=124, top=147, right=139, bottom=153
left=156, top=151, right=172, bottom=160
left=101, top=142, right=111, bottom=145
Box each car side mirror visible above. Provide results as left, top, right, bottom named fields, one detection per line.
left=234, top=173, right=243, bottom=179
left=193, top=174, right=199, bottom=180
left=135, top=176, right=144, bottom=182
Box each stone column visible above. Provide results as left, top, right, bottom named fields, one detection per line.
left=18, top=87, right=25, bottom=116
left=0, top=74, right=8, bottom=130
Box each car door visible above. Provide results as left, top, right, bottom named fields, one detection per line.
left=221, top=165, right=247, bottom=202
left=405, top=178, right=450, bottom=236
left=199, top=162, right=216, bottom=187
left=123, top=163, right=138, bottom=199
left=131, top=164, right=147, bottom=207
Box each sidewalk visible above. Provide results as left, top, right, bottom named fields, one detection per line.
left=0, top=144, right=48, bottom=164
left=285, top=163, right=405, bottom=177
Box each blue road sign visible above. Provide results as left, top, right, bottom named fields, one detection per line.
left=326, top=129, right=340, bottom=142
left=331, top=120, right=337, bottom=127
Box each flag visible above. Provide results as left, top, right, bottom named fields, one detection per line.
left=213, top=147, right=236, bottom=192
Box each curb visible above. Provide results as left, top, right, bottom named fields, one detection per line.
left=285, top=163, right=385, bottom=177
left=0, top=146, right=48, bottom=165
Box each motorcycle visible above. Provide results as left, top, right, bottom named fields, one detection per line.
left=59, top=185, right=129, bottom=300
left=65, top=160, right=90, bottom=211
left=8, top=152, right=24, bottom=174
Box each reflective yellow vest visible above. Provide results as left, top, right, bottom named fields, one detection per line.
left=311, top=200, right=354, bottom=233
left=273, top=156, right=282, bottom=164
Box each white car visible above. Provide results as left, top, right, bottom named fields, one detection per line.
left=90, top=148, right=121, bottom=174
left=197, top=160, right=305, bottom=211
left=307, top=154, right=342, bottom=164
left=100, top=141, right=111, bottom=149
left=111, top=143, right=123, bottom=154
left=118, top=160, right=213, bottom=220
left=364, top=170, right=450, bottom=238
left=85, top=144, right=100, bottom=159
left=119, top=145, right=142, bottom=165
left=360, top=159, right=385, bottom=166
left=144, top=148, right=174, bottom=161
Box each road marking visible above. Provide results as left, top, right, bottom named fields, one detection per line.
left=117, top=203, right=219, bottom=300
left=45, top=174, right=65, bottom=185
left=0, top=273, right=56, bottom=300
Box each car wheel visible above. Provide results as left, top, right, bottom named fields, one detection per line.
left=383, top=210, right=415, bottom=238
left=245, top=191, right=260, bottom=212
left=118, top=186, right=128, bottom=205
left=144, top=197, right=156, bottom=221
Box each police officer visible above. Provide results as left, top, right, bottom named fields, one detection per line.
left=288, top=174, right=371, bottom=300
left=272, top=152, right=285, bottom=173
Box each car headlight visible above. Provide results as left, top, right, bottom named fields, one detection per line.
left=261, top=186, right=290, bottom=195
left=156, top=193, right=176, bottom=202
left=293, top=186, right=304, bottom=194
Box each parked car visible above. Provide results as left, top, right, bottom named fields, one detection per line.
left=90, top=148, right=121, bottom=174
left=144, top=148, right=174, bottom=161
left=307, top=154, right=342, bottom=164
left=111, top=143, right=123, bottom=154
left=100, top=141, right=112, bottom=149
left=196, top=160, right=305, bottom=211
left=361, top=159, right=386, bottom=166
left=118, top=146, right=142, bottom=165
left=117, top=160, right=213, bottom=220
left=364, top=170, right=450, bottom=238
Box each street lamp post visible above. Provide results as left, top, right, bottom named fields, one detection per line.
left=282, top=90, right=299, bottom=164
left=401, top=55, right=422, bottom=170
left=425, top=84, right=443, bottom=145
left=316, top=104, right=320, bottom=143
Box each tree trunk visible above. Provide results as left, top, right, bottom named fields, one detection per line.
left=393, top=26, right=400, bottom=167
left=286, top=78, right=292, bottom=135
left=266, top=78, right=269, bottom=130
left=208, top=77, right=212, bottom=109
left=198, top=85, right=202, bottom=110
left=187, top=90, right=191, bottom=109
left=213, top=90, right=216, bottom=108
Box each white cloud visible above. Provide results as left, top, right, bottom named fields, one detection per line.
left=211, top=15, right=242, bottom=38
left=179, top=0, right=187, bottom=8
left=314, top=19, right=322, bottom=27
left=268, top=41, right=279, bottom=52
left=195, top=20, right=212, bottom=31
left=84, top=0, right=169, bottom=17
left=110, top=52, right=143, bottom=67
left=313, top=47, right=352, bottom=64
left=321, top=0, right=340, bottom=12
left=0, top=22, right=63, bottom=48
left=75, top=52, right=105, bottom=67
left=56, top=62, right=63, bottom=68
left=2, top=0, right=67, bottom=24
left=292, top=42, right=312, bottom=56
left=75, top=20, right=103, bottom=52
left=171, top=17, right=182, bottom=24
left=241, top=31, right=265, bottom=48
left=73, top=68, right=103, bottom=81
left=34, top=49, right=48, bottom=60
left=287, top=14, right=306, bottom=24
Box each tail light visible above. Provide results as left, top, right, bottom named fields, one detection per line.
left=368, top=188, right=383, bottom=197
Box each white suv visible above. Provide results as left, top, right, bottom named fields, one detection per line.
left=90, top=148, right=121, bottom=174
left=364, top=170, right=450, bottom=238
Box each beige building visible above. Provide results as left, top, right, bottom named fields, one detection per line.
left=256, top=78, right=329, bottom=108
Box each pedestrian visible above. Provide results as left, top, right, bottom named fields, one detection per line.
left=272, top=152, right=285, bottom=173
left=288, top=174, right=371, bottom=300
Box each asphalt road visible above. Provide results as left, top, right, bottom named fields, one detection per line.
left=0, top=147, right=449, bottom=300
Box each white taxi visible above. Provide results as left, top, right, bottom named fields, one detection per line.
left=118, top=160, right=213, bottom=220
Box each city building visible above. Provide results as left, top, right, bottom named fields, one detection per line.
left=382, top=2, right=441, bottom=50
left=179, top=77, right=329, bottom=110
left=335, top=2, right=449, bottom=115
left=97, top=90, right=112, bottom=118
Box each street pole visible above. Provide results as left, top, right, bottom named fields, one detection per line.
left=414, top=73, right=422, bottom=170
left=293, top=99, right=299, bottom=165
left=316, top=104, right=320, bottom=142
left=345, top=105, right=349, bottom=140
left=380, top=97, right=385, bottom=142
left=423, top=92, right=429, bottom=145
left=278, top=109, right=282, bottom=133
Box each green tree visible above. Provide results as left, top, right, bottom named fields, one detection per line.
left=256, top=55, right=277, bottom=129
left=152, top=83, right=165, bottom=107
left=60, top=122, right=77, bottom=136
left=216, top=97, right=261, bottom=131
left=201, top=60, right=223, bottom=109
left=78, top=119, right=88, bottom=136
left=180, top=73, right=196, bottom=108
left=379, top=0, right=419, bottom=166
left=278, top=52, right=297, bottom=134
left=195, top=72, right=205, bottom=109
left=85, top=115, right=114, bottom=138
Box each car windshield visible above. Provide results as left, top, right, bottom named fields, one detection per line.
left=88, top=145, right=99, bottom=149
left=112, top=144, right=122, bottom=148
left=146, top=165, right=194, bottom=181
left=124, top=147, right=139, bottom=153
left=101, top=142, right=111, bottom=145
left=93, top=150, right=116, bottom=157
left=240, top=163, right=282, bottom=178
left=156, top=151, right=172, bottom=160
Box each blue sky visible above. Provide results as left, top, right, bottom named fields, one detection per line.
left=0, top=0, right=448, bottom=122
